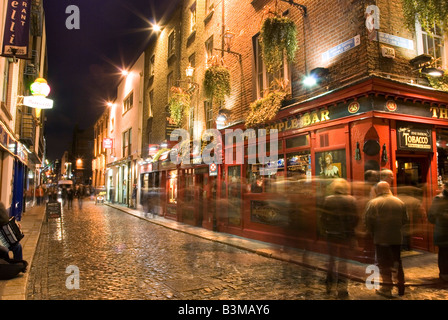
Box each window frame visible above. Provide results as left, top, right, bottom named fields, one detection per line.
left=123, top=91, right=134, bottom=114
left=253, top=34, right=291, bottom=99
left=415, top=20, right=448, bottom=69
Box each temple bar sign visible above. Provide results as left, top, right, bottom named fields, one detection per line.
left=397, top=126, right=432, bottom=152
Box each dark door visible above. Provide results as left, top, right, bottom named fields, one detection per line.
left=396, top=155, right=430, bottom=251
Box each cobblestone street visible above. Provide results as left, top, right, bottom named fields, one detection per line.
left=25, top=200, right=448, bottom=301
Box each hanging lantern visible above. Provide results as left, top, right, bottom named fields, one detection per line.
left=30, top=78, right=51, bottom=97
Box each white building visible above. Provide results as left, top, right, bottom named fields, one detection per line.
left=106, top=52, right=144, bottom=208
left=0, top=0, right=48, bottom=217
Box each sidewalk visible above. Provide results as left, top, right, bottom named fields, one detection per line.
left=0, top=204, right=45, bottom=300
left=0, top=200, right=442, bottom=300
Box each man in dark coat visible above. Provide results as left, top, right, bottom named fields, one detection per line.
left=321, top=178, right=359, bottom=298
left=428, top=181, right=448, bottom=282
left=365, top=181, right=408, bottom=297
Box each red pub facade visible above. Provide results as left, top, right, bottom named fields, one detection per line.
left=131, top=0, right=448, bottom=262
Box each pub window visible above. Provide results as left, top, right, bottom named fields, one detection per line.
left=190, top=2, right=197, bottom=33
left=168, top=170, right=178, bottom=204
left=168, top=30, right=176, bottom=58
left=228, top=165, right=242, bottom=225
left=205, top=36, right=214, bottom=67
left=253, top=34, right=291, bottom=99
left=204, top=100, right=214, bottom=129
left=286, top=134, right=309, bottom=149
left=416, top=21, right=446, bottom=68
left=286, top=150, right=311, bottom=180
left=189, top=106, right=194, bottom=137
left=205, top=0, right=214, bottom=16
left=122, top=128, right=132, bottom=157
left=167, top=72, right=174, bottom=100
left=2, top=59, right=10, bottom=104
left=148, top=90, right=154, bottom=118
left=149, top=55, right=155, bottom=77
left=123, top=91, right=133, bottom=113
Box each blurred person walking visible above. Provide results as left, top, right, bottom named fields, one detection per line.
left=321, top=178, right=359, bottom=298
left=365, top=181, right=408, bottom=297
left=428, top=181, right=448, bottom=282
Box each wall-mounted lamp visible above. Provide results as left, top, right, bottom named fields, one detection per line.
left=214, top=28, right=242, bottom=62
left=185, top=64, right=195, bottom=78
left=421, top=67, right=444, bottom=77
left=303, top=67, right=330, bottom=87
left=355, top=142, right=361, bottom=161
left=381, top=143, right=388, bottom=163
left=223, top=29, right=235, bottom=52
left=184, top=64, right=199, bottom=92
left=410, top=54, right=444, bottom=77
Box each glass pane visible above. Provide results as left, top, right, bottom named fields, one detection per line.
left=287, top=150, right=311, bottom=180
left=286, top=135, right=309, bottom=149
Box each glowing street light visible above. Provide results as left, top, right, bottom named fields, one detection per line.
left=152, top=23, right=162, bottom=32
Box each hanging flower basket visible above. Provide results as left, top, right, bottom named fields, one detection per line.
left=168, top=86, right=191, bottom=126
left=245, top=91, right=287, bottom=128
left=246, top=78, right=290, bottom=127
left=259, top=14, right=298, bottom=73
left=203, top=64, right=231, bottom=105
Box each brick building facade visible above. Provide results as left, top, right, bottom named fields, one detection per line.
left=100, top=0, right=448, bottom=261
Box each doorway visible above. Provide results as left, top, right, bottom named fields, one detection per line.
left=395, top=155, right=430, bottom=251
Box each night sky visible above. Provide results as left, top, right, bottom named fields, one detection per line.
left=42, top=0, right=179, bottom=160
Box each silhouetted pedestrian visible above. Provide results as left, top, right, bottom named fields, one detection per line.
left=365, top=181, right=408, bottom=297
left=321, top=178, right=358, bottom=298
left=428, top=181, right=448, bottom=282
left=67, top=187, right=74, bottom=209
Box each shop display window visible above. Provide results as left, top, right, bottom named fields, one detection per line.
left=168, top=170, right=178, bottom=204
left=228, top=165, right=242, bottom=225
left=437, top=130, right=448, bottom=187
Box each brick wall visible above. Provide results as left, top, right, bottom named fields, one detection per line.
left=140, top=0, right=429, bottom=151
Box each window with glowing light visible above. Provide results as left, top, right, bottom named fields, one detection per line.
left=205, top=0, right=214, bottom=16
left=123, top=91, right=133, bottom=113
left=168, top=30, right=176, bottom=58
left=253, top=34, right=291, bottom=99
left=416, top=21, right=446, bottom=68
left=122, top=128, right=132, bottom=157
left=190, top=2, right=197, bottom=33
left=149, top=55, right=155, bottom=77
left=205, top=36, right=214, bottom=67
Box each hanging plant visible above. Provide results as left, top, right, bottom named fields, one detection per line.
left=401, top=0, right=448, bottom=34
left=168, top=86, right=191, bottom=126
left=203, top=64, right=231, bottom=105
left=259, top=7, right=298, bottom=73
left=245, top=91, right=287, bottom=128
left=246, top=79, right=289, bottom=127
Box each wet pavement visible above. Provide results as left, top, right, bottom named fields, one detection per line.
left=21, top=199, right=448, bottom=301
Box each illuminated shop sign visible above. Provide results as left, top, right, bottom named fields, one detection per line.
left=23, top=96, right=54, bottom=109
left=103, top=138, right=113, bottom=149
left=397, top=124, right=432, bottom=152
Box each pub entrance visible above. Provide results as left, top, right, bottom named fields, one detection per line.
left=395, top=155, right=430, bottom=251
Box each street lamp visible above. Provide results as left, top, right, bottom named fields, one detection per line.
left=182, top=64, right=199, bottom=92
